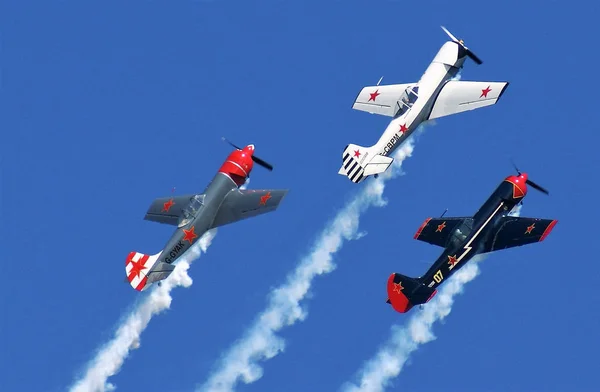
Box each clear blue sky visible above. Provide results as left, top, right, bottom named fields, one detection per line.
left=1, top=1, right=598, bottom=391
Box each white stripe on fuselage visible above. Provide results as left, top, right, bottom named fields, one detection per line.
left=457, top=201, right=505, bottom=263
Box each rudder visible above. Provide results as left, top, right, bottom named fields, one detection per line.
left=125, top=251, right=162, bottom=291
left=386, top=272, right=437, bottom=313
left=338, top=144, right=394, bottom=183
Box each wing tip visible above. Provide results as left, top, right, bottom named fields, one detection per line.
left=539, top=219, right=558, bottom=242
left=414, top=217, right=432, bottom=239
left=498, top=82, right=510, bottom=101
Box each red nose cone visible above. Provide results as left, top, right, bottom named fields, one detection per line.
left=219, top=145, right=255, bottom=186
left=504, top=173, right=528, bottom=199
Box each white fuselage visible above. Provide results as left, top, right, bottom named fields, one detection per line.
left=373, top=42, right=466, bottom=157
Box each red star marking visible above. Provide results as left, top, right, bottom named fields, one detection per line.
left=525, top=223, right=535, bottom=234
left=162, top=198, right=175, bottom=212
left=393, top=282, right=404, bottom=293
left=183, top=226, right=198, bottom=244
left=129, top=257, right=147, bottom=279
left=447, top=254, right=458, bottom=267
left=354, top=149, right=361, bottom=158
left=480, top=85, right=492, bottom=98
left=436, top=221, right=447, bottom=232
left=260, top=192, right=272, bottom=206
left=399, top=123, right=408, bottom=135
left=368, top=90, right=380, bottom=102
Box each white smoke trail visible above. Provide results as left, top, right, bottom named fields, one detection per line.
left=69, top=230, right=217, bottom=392
left=342, top=205, right=522, bottom=392
left=198, top=136, right=422, bottom=392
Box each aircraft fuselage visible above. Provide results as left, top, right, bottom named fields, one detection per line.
left=374, top=42, right=467, bottom=157
left=420, top=178, right=524, bottom=290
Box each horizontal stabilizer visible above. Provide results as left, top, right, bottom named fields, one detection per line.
left=387, top=273, right=437, bottom=313
left=428, top=80, right=509, bottom=120
left=364, top=154, right=394, bottom=176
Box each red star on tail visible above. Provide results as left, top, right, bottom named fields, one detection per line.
left=129, top=257, right=147, bottom=279
left=393, top=282, right=404, bottom=293
left=354, top=149, right=361, bottom=158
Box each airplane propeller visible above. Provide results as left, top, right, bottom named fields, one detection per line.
left=511, top=161, right=550, bottom=195
left=440, top=25, right=483, bottom=65
left=222, top=137, right=274, bottom=171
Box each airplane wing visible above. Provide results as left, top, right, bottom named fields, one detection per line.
left=427, top=81, right=509, bottom=120
left=413, top=217, right=470, bottom=248
left=143, top=194, right=196, bottom=226
left=352, top=83, right=415, bottom=117
left=481, top=216, right=558, bottom=253
left=210, top=188, right=288, bottom=229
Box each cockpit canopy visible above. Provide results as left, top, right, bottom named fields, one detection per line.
left=448, top=218, right=473, bottom=247
left=395, top=86, right=419, bottom=117
left=178, top=194, right=205, bottom=228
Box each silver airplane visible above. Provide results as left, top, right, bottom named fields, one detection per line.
left=339, top=26, right=510, bottom=183
left=125, top=139, right=288, bottom=291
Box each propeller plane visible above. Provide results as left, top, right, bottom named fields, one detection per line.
left=386, top=170, right=557, bottom=313
left=339, top=26, right=510, bottom=183
left=125, top=139, right=288, bottom=291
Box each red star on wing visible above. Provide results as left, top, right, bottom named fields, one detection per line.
left=162, top=198, right=175, bottom=212
left=368, top=90, right=380, bottom=102
left=183, top=226, right=198, bottom=244
left=480, top=85, right=492, bottom=98
left=260, top=192, right=272, bottom=205
left=393, top=282, right=404, bottom=293
left=525, top=223, right=535, bottom=234
left=447, top=254, right=458, bottom=267
left=436, top=221, right=447, bottom=232
left=354, top=149, right=361, bottom=158
left=399, top=123, right=408, bottom=135
left=129, top=257, right=147, bottom=279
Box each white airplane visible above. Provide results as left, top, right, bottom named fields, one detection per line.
left=338, top=26, right=510, bottom=183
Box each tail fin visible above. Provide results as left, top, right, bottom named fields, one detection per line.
left=386, top=273, right=437, bottom=313
left=338, top=144, right=394, bottom=183
left=125, top=251, right=174, bottom=291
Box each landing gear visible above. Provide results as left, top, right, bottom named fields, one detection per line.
left=374, top=174, right=379, bottom=179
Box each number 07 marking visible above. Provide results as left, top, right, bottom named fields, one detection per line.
left=433, top=270, right=444, bottom=283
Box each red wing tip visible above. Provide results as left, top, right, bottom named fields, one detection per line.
left=413, top=218, right=432, bottom=239
left=540, top=220, right=558, bottom=242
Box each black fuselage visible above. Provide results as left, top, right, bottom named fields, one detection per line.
left=420, top=180, right=522, bottom=290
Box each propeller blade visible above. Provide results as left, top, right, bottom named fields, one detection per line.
left=467, top=50, right=483, bottom=65
left=526, top=179, right=549, bottom=195
left=510, top=159, right=521, bottom=175
left=441, top=25, right=459, bottom=43
left=221, top=137, right=242, bottom=150
left=252, top=155, right=274, bottom=171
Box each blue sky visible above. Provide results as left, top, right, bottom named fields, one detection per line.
left=1, top=1, right=598, bottom=391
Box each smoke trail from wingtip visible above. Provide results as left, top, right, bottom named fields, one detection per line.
left=69, top=230, right=217, bottom=392
left=342, top=205, right=522, bottom=392
left=198, top=135, right=424, bottom=392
